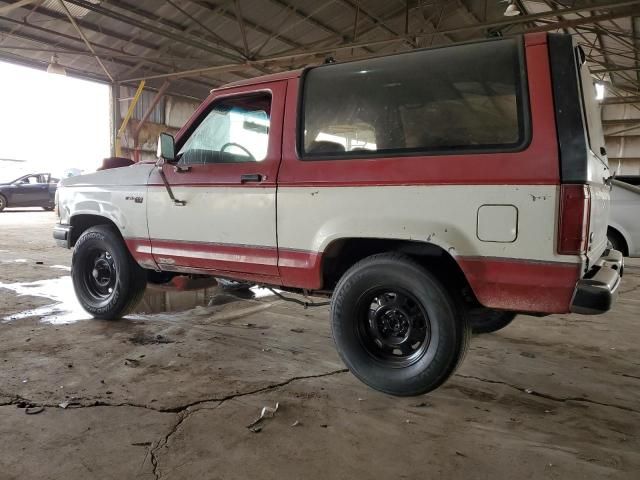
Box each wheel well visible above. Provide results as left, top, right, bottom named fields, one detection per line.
left=321, top=238, right=478, bottom=305
left=607, top=227, right=629, bottom=256
left=69, top=214, right=121, bottom=247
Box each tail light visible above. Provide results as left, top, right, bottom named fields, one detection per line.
left=558, top=184, right=591, bottom=255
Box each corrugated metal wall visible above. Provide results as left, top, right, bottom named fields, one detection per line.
left=119, top=86, right=166, bottom=125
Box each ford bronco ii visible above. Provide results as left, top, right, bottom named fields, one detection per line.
left=54, top=33, right=623, bottom=396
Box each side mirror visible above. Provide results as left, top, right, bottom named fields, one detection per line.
left=157, top=133, right=176, bottom=162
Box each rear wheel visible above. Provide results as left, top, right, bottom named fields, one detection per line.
left=0, top=194, right=6, bottom=212
left=331, top=253, right=470, bottom=396
left=469, top=309, right=517, bottom=334
left=43, top=205, right=55, bottom=211
left=72, top=225, right=147, bottom=319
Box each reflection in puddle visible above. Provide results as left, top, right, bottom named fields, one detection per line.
left=1, top=276, right=274, bottom=325
left=1, top=276, right=85, bottom=324
left=50, top=265, right=71, bottom=271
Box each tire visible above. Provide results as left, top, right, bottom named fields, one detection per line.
left=71, top=225, right=147, bottom=319
left=0, top=194, right=6, bottom=212
left=43, top=206, right=55, bottom=211
left=331, top=253, right=471, bottom=396
left=468, top=309, right=517, bottom=334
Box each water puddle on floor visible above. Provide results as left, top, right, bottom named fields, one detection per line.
left=50, top=265, right=71, bottom=271
left=0, top=276, right=273, bottom=325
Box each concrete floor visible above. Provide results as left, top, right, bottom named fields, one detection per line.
left=1, top=210, right=639, bottom=480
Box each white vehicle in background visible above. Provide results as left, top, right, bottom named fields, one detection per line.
left=608, top=176, right=640, bottom=257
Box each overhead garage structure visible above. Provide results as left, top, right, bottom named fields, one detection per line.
left=0, top=0, right=639, bottom=168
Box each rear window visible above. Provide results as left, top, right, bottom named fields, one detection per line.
left=300, top=38, right=528, bottom=159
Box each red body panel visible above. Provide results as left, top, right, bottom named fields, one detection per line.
left=148, top=82, right=287, bottom=189
left=278, top=39, right=559, bottom=187
left=127, top=237, right=577, bottom=314
left=458, top=257, right=580, bottom=313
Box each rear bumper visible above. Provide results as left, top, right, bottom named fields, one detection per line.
left=570, top=249, right=623, bottom=315
left=53, top=224, right=72, bottom=249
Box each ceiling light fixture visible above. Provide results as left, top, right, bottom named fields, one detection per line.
left=503, top=1, right=521, bottom=17
left=46, top=54, right=67, bottom=75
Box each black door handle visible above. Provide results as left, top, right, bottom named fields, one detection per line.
left=240, top=173, right=263, bottom=183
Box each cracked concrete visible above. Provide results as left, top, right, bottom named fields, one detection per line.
left=1, top=211, right=640, bottom=479
left=455, top=374, right=640, bottom=414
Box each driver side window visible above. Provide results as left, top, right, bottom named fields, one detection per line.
left=23, top=176, right=39, bottom=184
left=178, top=93, right=271, bottom=165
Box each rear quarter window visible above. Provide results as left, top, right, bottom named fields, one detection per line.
left=300, top=38, right=529, bottom=159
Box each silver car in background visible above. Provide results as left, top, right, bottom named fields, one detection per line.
left=608, top=176, right=640, bottom=258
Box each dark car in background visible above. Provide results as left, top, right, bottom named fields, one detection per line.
left=0, top=173, right=58, bottom=212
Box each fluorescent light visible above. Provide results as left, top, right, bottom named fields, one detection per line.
left=46, top=54, right=67, bottom=76
left=504, top=2, right=521, bottom=16
left=595, top=83, right=605, bottom=101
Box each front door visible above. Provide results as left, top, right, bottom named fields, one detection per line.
left=13, top=174, right=50, bottom=206
left=146, top=81, right=286, bottom=281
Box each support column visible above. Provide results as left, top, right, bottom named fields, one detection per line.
left=109, top=82, right=120, bottom=157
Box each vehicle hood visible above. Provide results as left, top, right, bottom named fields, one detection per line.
left=59, top=163, right=154, bottom=188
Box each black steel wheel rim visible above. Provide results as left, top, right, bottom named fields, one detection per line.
left=356, top=288, right=431, bottom=367
left=82, top=248, right=117, bottom=301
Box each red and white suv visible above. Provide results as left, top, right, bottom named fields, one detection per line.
left=54, top=33, right=623, bottom=396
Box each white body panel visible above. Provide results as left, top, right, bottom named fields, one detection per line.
left=146, top=185, right=276, bottom=247
left=57, top=164, right=153, bottom=240
left=58, top=169, right=581, bottom=267
left=277, top=184, right=579, bottom=264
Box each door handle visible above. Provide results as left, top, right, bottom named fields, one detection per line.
left=240, top=173, right=263, bottom=183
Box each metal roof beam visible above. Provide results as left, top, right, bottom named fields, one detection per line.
left=56, top=0, right=113, bottom=82
left=62, top=0, right=245, bottom=62
left=265, top=0, right=346, bottom=41
left=0, top=23, right=217, bottom=93
left=593, top=64, right=640, bottom=73
left=0, top=0, right=158, bottom=50
left=111, top=0, right=247, bottom=60
left=120, top=1, right=640, bottom=83
left=0, top=0, right=38, bottom=15
left=601, top=95, right=640, bottom=104
left=191, top=0, right=302, bottom=50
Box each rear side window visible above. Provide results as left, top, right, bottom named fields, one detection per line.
left=300, top=38, right=528, bottom=159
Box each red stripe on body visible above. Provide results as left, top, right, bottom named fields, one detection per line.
left=148, top=238, right=279, bottom=276
left=125, top=237, right=580, bottom=314
left=458, top=257, right=580, bottom=314
left=124, top=238, right=157, bottom=270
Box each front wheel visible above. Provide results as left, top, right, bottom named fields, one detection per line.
left=331, top=253, right=471, bottom=396
left=0, top=194, right=6, bottom=212
left=72, top=225, right=147, bottom=319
